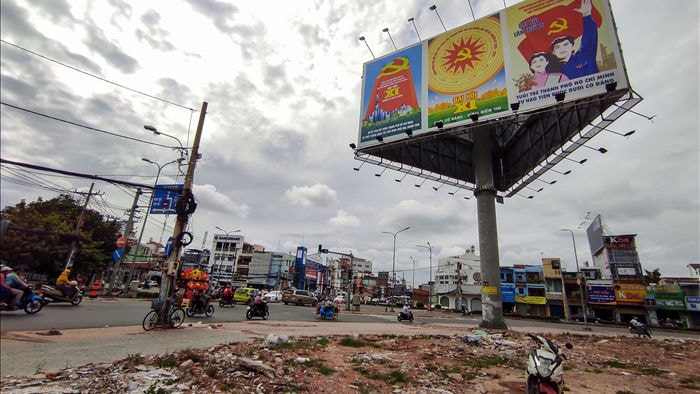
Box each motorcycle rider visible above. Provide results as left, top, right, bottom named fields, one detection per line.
left=222, top=285, right=233, bottom=302
left=252, top=291, right=266, bottom=315
left=401, top=303, right=411, bottom=319
left=56, top=268, right=77, bottom=298
left=629, top=316, right=643, bottom=329
left=0, top=265, right=22, bottom=309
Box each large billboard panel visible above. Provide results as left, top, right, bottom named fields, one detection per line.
left=357, top=0, right=629, bottom=149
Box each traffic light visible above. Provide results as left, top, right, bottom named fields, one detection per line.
left=318, top=244, right=328, bottom=254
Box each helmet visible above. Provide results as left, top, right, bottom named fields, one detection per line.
left=0, top=265, right=11, bottom=272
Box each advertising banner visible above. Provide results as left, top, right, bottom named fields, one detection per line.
left=515, top=294, right=546, bottom=304
left=359, top=44, right=423, bottom=145
left=686, top=296, right=700, bottom=311
left=614, top=283, right=646, bottom=306
left=357, top=0, right=629, bottom=149
left=587, top=284, right=616, bottom=304
left=501, top=285, right=515, bottom=302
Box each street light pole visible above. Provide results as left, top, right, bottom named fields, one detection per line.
left=126, top=157, right=181, bottom=288
left=561, top=228, right=589, bottom=328
left=410, top=256, right=416, bottom=295
left=417, top=242, right=433, bottom=311
left=382, top=226, right=410, bottom=312
left=216, top=226, right=241, bottom=286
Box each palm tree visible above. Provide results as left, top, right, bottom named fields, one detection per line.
left=643, top=268, right=662, bottom=285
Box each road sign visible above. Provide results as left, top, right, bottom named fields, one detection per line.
left=164, top=236, right=174, bottom=257
left=150, top=184, right=184, bottom=215
left=116, top=236, right=127, bottom=248
left=112, top=248, right=123, bottom=262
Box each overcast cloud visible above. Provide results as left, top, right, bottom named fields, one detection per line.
left=0, top=0, right=697, bottom=286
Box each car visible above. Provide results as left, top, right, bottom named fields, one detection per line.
left=264, top=290, right=283, bottom=303
left=282, top=289, right=318, bottom=306
left=233, top=287, right=258, bottom=304
left=569, top=313, right=601, bottom=324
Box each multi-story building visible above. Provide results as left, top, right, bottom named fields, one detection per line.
left=542, top=258, right=566, bottom=319
left=248, top=251, right=295, bottom=290
left=433, top=246, right=482, bottom=310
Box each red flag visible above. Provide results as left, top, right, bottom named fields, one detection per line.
left=516, top=0, right=602, bottom=61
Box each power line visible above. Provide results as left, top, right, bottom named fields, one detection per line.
left=0, top=39, right=196, bottom=112
left=0, top=101, right=183, bottom=151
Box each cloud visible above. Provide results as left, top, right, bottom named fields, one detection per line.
left=285, top=184, right=338, bottom=207
left=194, top=184, right=250, bottom=217
left=328, top=210, right=361, bottom=227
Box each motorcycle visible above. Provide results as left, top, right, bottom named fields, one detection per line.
left=39, top=283, right=83, bottom=305
left=316, top=301, right=339, bottom=320
left=0, top=286, right=44, bottom=314
left=218, top=294, right=235, bottom=307
left=460, top=305, right=472, bottom=316
left=525, top=333, right=572, bottom=394
left=629, top=324, right=652, bottom=338
left=397, top=310, right=414, bottom=322
left=186, top=293, right=214, bottom=317
left=246, top=302, right=270, bottom=320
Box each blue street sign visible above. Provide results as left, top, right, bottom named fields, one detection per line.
left=150, top=184, right=184, bottom=215
left=112, top=248, right=123, bottom=262
left=165, top=236, right=174, bottom=257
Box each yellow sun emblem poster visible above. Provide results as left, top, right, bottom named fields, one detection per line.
left=427, top=15, right=508, bottom=128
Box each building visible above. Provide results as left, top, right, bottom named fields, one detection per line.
left=433, top=246, right=482, bottom=311
left=542, top=258, right=566, bottom=319
left=248, top=251, right=295, bottom=290
left=209, top=233, right=244, bottom=287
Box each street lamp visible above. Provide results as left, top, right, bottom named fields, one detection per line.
left=417, top=242, right=433, bottom=311
left=382, top=226, right=410, bottom=311
left=145, top=125, right=188, bottom=163
left=216, top=226, right=241, bottom=286
left=561, top=228, right=589, bottom=328
left=126, top=157, right=182, bottom=286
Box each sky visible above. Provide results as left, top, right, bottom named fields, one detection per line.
left=1, top=0, right=698, bottom=285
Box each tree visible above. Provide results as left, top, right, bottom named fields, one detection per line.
left=644, top=268, right=662, bottom=285
left=0, top=195, right=120, bottom=281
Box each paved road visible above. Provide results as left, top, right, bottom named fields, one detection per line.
left=2, top=299, right=696, bottom=378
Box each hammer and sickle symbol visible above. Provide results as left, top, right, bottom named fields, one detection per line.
left=456, top=48, right=473, bottom=61
left=547, top=18, right=568, bottom=35
left=379, top=58, right=409, bottom=77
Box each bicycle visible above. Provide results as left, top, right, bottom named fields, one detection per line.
left=142, top=297, right=186, bottom=331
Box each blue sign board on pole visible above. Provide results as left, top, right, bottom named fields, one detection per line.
left=165, top=236, right=174, bottom=258
left=150, top=184, right=184, bottom=215
left=112, top=248, right=123, bottom=262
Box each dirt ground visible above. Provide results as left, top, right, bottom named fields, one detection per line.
left=1, top=328, right=698, bottom=393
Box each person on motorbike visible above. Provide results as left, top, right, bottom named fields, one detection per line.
left=629, top=316, right=643, bottom=329
left=252, top=291, right=266, bottom=314
left=401, top=303, right=411, bottom=319
left=0, top=265, right=22, bottom=309
left=222, top=285, right=233, bottom=301
left=56, top=269, right=77, bottom=298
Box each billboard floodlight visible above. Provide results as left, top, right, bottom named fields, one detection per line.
left=606, top=82, right=618, bottom=92
left=435, top=121, right=444, bottom=129
left=405, top=129, right=413, bottom=137
left=555, top=92, right=566, bottom=102
left=382, top=27, right=397, bottom=50
left=415, top=178, right=427, bottom=188
left=562, top=156, right=588, bottom=165
left=376, top=136, right=384, bottom=142
left=429, top=5, right=447, bottom=31
left=358, top=36, right=375, bottom=59
left=375, top=167, right=387, bottom=177
left=395, top=172, right=408, bottom=182
left=408, top=17, right=422, bottom=41
left=349, top=143, right=356, bottom=149
left=470, top=114, right=479, bottom=122
left=510, top=103, right=520, bottom=111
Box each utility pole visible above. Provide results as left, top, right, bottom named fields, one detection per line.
left=64, top=182, right=95, bottom=269
left=456, top=261, right=463, bottom=310
left=159, top=102, right=207, bottom=304
left=108, top=189, right=142, bottom=294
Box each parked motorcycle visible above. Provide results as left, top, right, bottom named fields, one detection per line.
left=460, top=305, right=472, bottom=316
left=186, top=293, right=214, bottom=317
left=0, top=286, right=44, bottom=314
left=39, top=283, right=83, bottom=305
left=246, top=303, right=270, bottom=320
left=629, top=324, right=652, bottom=338
left=316, top=301, right=339, bottom=320
left=525, top=333, right=572, bottom=394
left=397, top=310, right=414, bottom=322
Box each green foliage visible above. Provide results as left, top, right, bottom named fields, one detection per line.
left=643, top=268, right=662, bottom=285
left=1, top=195, right=119, bottom=280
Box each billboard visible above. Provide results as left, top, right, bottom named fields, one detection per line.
left=357, top=0, right=629, bottom=149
